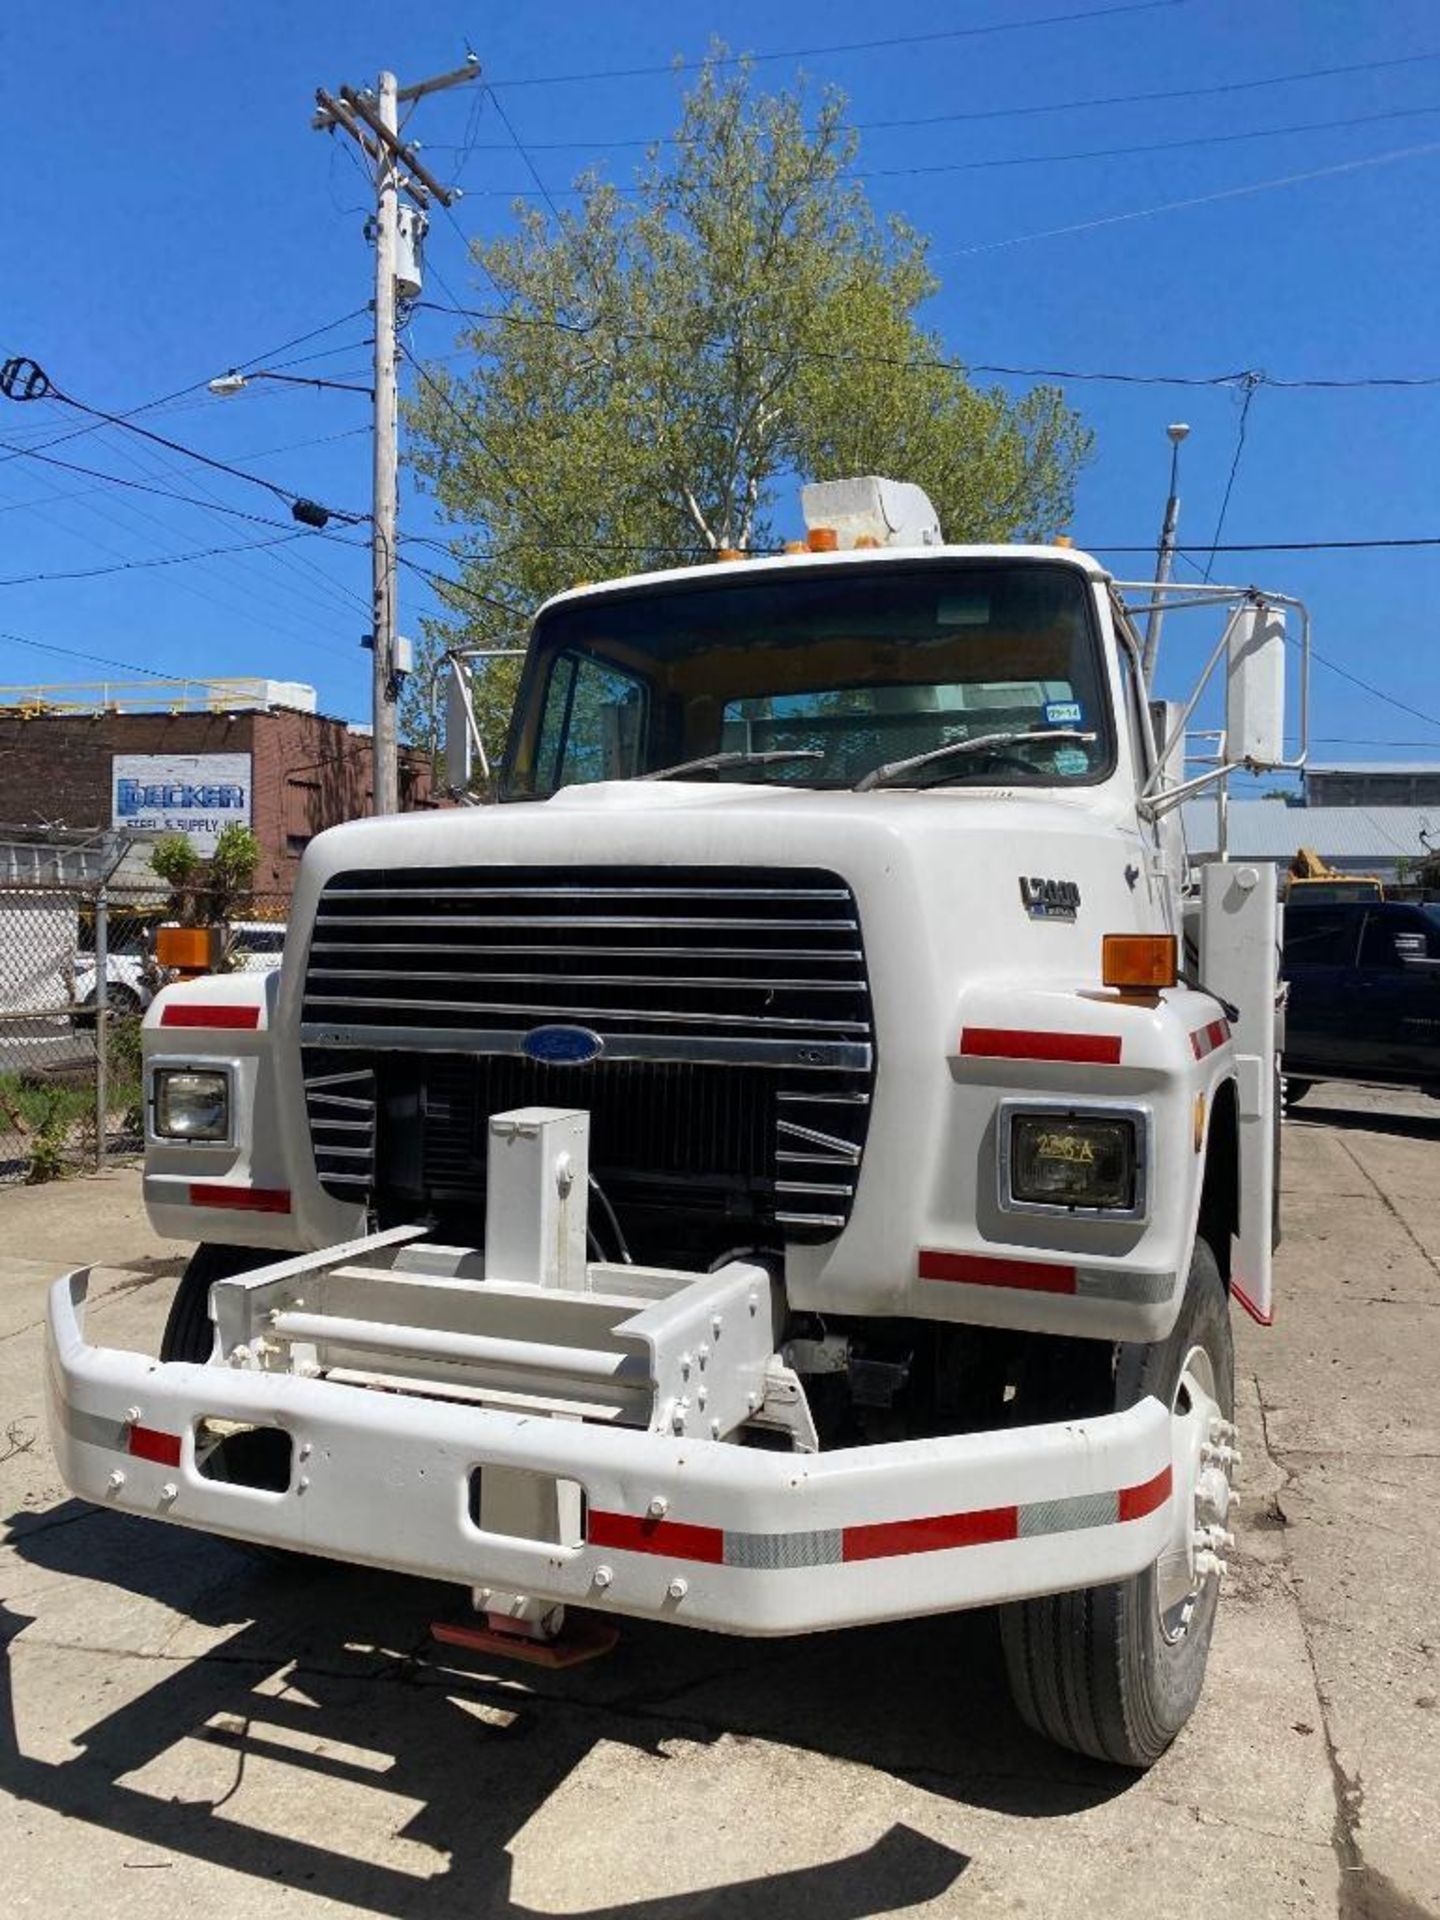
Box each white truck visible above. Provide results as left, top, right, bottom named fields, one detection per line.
left=46, top=478, right=1301, bottom=1768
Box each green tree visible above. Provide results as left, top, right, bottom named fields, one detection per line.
left=404, top=53, right=1092, bottom=776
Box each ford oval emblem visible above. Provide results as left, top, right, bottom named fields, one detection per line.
left=521, top=1024, right=606, bottom=1066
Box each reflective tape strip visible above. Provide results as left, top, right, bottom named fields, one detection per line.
left=128, top=1425, right=183, bottom=1468
left=588, top=1467, right=1170, bottom=1571
left=188, top=1183, right=292, bottom=1214
left=919, top=1250, right=1076, bottom=1293
left=1076, top=1267, right=1176, bottom=1305
left=1190, top=1017, right=1231, bottom=1061
left=919, top=1249, right=1173, bottom=1305
left=1232, top=1277, right=1273, bottom=1327
left=160, top=1004, right=261, bottom=1030
left=961, top=1027, right=1123, bottom=1066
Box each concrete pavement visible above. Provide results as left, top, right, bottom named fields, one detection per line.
left=0, top=1090, right=1435, bottom=1917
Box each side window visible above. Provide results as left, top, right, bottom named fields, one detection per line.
left=1360, top=912, right=1424, bottom=969
left=535, top=653, right=648, bottom=794
left=1115, top=636, right=1151, bottom=782
left=1285, top=909, right=1361, bottom=969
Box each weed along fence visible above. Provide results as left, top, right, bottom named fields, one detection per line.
left=0, top=828, right=289, bottom=1184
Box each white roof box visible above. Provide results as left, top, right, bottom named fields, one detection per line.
left=800, top=475, right=942, bottom=550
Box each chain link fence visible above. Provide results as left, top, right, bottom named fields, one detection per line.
left=0, top=853, right=289, bottom=1184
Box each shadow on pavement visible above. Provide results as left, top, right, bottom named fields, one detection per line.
left=1290, top=1100, right=1440, bottom=1144
left=0, top=1499, right=1141, bottom=1916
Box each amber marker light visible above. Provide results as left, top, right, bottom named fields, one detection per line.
left=807, top=527, right=838, bottom=551
left=1102, top=933, right=1178, bottom=992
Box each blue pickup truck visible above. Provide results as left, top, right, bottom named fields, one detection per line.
left=1283, top=898, right=1440, bottom=1101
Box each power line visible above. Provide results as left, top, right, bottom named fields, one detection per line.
left=1201, top=375, right=1261, bottom=582
left=0, top=309, right=371, bottom=468
left=430, top=50, right=1440, bottom=150
left=0, top=627, right=168, bottom=679
left=1, top=363, right=368, bottom=525
left=0, top=439, right=371, bottom=544
left=464, top=100, right=1440, bottom=194
left=487, top=0, right=1188, bottom=90
left=415, top=297, right=1440, bottom=392
left=0, top=530, right=320, bottom=587
left=950, top=137, right=1440, bottom=254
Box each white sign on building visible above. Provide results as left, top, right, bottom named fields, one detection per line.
left=112, top=753, right=252, bottom=855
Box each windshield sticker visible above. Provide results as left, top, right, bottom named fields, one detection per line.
left=1044, top=700, right=1083, bottom=726
left=1054, top=747, right=1090, bottom=777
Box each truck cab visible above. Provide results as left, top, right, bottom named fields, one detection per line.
left=47, top=479, right=1296, bottom=1770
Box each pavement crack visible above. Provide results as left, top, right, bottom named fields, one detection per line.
left=1332, top=1136, right=1440, bottom=1286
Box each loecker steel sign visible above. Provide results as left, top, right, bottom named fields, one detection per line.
left=112, top=753, right=252, bottom=854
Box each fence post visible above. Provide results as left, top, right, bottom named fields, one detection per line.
left=94, top=882, right=108, bottom=1173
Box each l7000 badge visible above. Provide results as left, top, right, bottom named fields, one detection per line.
left=1020, top=876, right=1081, bottom=921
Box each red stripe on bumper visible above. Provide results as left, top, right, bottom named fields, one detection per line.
left=843, top=1505, right=1019, bottom=1562
left=588, top=1511, right=726, bottom=1565
left=161, top=1004, right=261, bottom=1030
left=1117, top=1464, right=1172, bottom=1522
left=961, top=1027, right=1122, bottom=1066
left=188, top=1183, right=292, bottom=1214
left=918, top=1249, right=1077, bottom=1294
left=128, top=1425, right=182, bottom=1468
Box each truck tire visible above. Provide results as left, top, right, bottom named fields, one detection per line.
left=160, top=1242, right=269, bottom=1363
left=161, top=1245, right=296, bottom=1506
left=999, top=1237, right=1235, bottom=1769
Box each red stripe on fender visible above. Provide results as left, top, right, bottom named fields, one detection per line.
left=128, top=1425, right=182, bottom=1468
left=844, top=1505, right=1019, bottom=1562
left=1190, top=1017, right=1232, bottom=1061
left=960, top=1027, right=1122, bottom=1066
left=587, top=1511, right=725, bottom=1565
left=188, top=1183, right=292, bottom=1214
left=1231, top=1278, right=1273, bottom=1327
left=1117, top=1464, right=1172, bottom=1522
left=161, top=1004, right=260, bottom=1030
left=919, top=1249, right=1076, bottom=1294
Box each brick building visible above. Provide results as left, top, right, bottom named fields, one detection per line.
left=0, top=681, right=438, bottom=898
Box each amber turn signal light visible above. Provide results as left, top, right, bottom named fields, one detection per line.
left=806, top=526, right=838, bottom=552
left=156, top=925, right=223, bottom=974
left=1102, top=933, right=1177, bottom=991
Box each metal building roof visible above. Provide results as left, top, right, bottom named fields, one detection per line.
left=1181, top=803, right=1437, bottom=861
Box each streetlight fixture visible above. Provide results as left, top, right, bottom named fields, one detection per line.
left=1141, top=422, right=1190, bottom=684
left=207, top=369, right=373, bottom=398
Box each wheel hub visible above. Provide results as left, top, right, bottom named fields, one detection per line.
left=1155, top=1344, right=1238, bottom=1643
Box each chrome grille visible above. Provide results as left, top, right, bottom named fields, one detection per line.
left=300, top=865, right=874, bottom=1239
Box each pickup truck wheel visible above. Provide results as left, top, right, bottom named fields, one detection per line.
left=161, top=1245, right=298, bottom=1512
left=999, top=1237, right=1235, bottom=1769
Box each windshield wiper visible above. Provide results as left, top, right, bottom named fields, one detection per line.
left=642, top=748, right=825, bottom=782
left=854, top=729, right=1097, bottom=793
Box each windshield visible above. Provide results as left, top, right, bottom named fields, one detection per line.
left=502, top=559, right=1115, bottom=797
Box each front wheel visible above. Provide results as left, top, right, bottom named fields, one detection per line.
left=999, top=1238, right=1236, bottom=1768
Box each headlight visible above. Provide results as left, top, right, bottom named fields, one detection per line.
left=1004, top=1109, right=1141, bottom=1213
left=153, top=1068, right=230, bottom=1142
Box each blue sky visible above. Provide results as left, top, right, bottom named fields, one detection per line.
left=3, top=0, right=1439, bottom=768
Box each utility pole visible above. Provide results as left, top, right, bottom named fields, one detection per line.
left=1141, top=421, right=1190, bottom=686
left=312, top=57, right=480, bottom=815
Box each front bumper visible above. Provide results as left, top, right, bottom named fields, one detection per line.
left=48, top=1267, right=1173, bottom=1635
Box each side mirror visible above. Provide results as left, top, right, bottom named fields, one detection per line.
left=1226, top=600, right=1287, bottom=767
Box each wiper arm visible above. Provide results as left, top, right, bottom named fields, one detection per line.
left=642, top=748, right=824, bottom=782
left=854, top=729, right=1097, bottom=793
